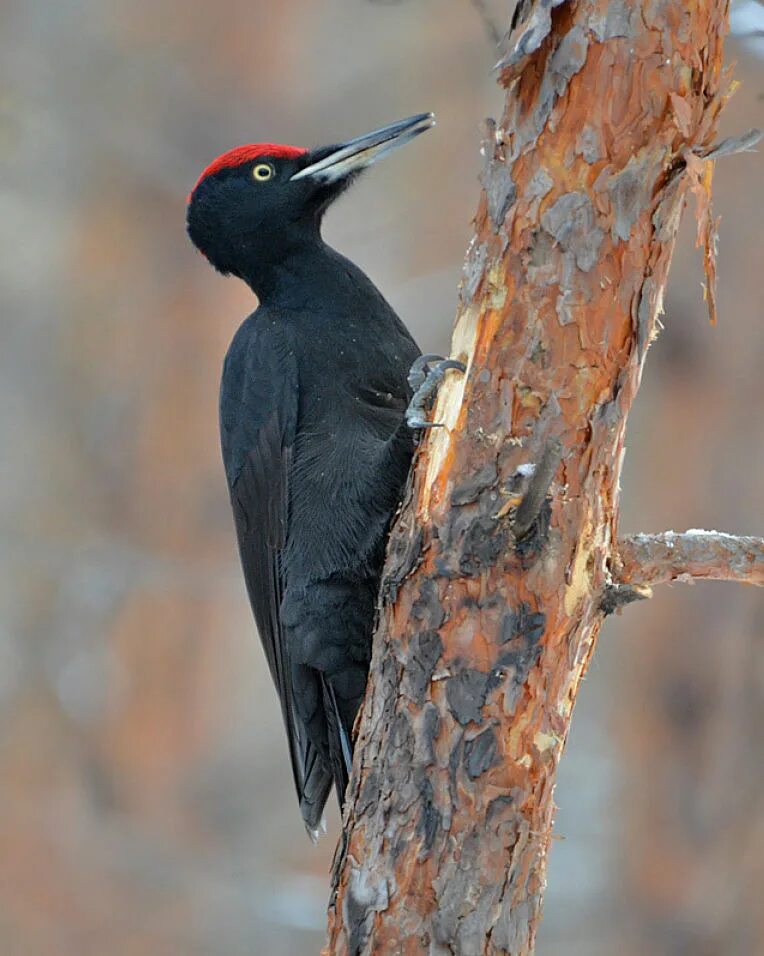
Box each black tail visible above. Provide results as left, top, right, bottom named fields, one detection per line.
left=299, top=745, right=333, bottom=840
left=322, top=676, right=353, bottom=810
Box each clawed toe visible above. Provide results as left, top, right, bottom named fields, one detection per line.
left=407, top=415, right=445, bottom=430
left=407, top=353, right=448, bottom=391
left=405, top=355, right=466, bottom=430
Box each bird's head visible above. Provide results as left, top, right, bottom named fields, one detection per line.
left=186, top=112, right=435, bottom=287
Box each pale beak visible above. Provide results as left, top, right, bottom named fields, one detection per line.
left=290, top=113, right=435, bottom=184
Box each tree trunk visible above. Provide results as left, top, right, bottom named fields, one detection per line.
left=325, top=1, right=741, bottom=953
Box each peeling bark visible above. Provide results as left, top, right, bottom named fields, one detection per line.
left=324, top=2, right=741, bottom=953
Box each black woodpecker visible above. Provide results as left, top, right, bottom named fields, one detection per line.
left=187, top=114, right=451, bottom=836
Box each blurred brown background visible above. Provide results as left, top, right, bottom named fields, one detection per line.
left=1, top=1, right=762, bottom=954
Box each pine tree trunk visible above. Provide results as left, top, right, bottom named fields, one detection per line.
left=325, top=1, right=735, bottom=952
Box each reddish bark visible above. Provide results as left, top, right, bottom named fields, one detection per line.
left=324, top=1, right=738, bottom=953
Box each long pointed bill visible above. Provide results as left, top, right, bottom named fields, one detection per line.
left=290, top=112, right=435, bottom=184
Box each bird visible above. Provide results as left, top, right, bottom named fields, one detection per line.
left=186, top=113, right=453, bottom=836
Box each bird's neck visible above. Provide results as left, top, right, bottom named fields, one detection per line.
left=242, top=232, right=348, bottom=307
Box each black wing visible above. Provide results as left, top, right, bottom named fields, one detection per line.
left=221, top=318, right=331, bottom=830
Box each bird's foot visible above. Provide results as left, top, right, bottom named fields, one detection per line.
left=405, top=354, right=466, bottom=429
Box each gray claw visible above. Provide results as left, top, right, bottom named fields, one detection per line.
left=405, top=356, right=466, bottom=430
left=407, top=416, right=445, bottom=430
left=407, top=353, right=447, bottom=391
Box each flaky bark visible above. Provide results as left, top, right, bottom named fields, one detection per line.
left=325, top=2, right=748, bottom=953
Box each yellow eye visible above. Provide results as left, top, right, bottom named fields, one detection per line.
left=252, top=162, right=274, bottom=182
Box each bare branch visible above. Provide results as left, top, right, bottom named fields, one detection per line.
left=615, top=531, right=764, bottom=588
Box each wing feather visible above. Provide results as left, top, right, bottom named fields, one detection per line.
left=222, top=323, right=330, bottom=825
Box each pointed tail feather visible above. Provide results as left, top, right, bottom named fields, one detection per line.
left=300, top=746, right=333, bottom=838
left=322, top=677, right=353, bottom=810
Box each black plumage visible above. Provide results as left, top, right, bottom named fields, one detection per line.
left=187, top=115, right=433, bottom=834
